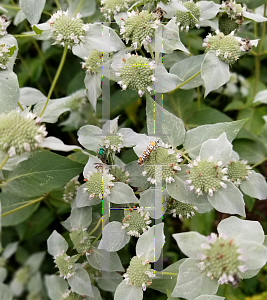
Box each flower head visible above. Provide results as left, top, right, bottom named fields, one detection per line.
left=48, top=10, right=89, bottom=49
left=82, top=49, right=103, bottom=73
left=227, top=159, right=252, bottom=186
left=185, top=156, right=228, bottom=196
left=83, top=168, right=115, bottom=200
left=0, top=44, right=14, bottom=69
left=54, top=252, right=78, bottom=279
left=168, top=198, right=198, bottom=219
left=121, top=207, right=152, bottom=237
left=120, top=10, right=159, bottom=49
left=0, top=111, right=47, bottom=157
left=175, top=0, right=201, bottom=31
left=102, top=132, right=123, bottom=153
left=69, top=228, right=91, bottom=254
left=123, top=255, right=155, bottom=290
left=116, top=53, right=156, bottom=96
left=109, top=165, right=131, bottom=183
left=0, top=15, right=10, bottom=37
left=63, top=176, right=80, bottom=203
left=100, top=0, right=131, bottom=21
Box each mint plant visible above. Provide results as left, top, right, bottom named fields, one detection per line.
left=1, top=0, right=267, bottom=300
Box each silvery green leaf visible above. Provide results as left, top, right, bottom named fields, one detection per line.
left=19, top=0, right=45, bottom=24
left=198, top=1, right=221, bottom=19
left=77, top=125, right=102, bottom=152
left=70, top=207, right=92, bottom=229
left=0, top=283, right=12, bottom=300
left=207, top=181, right=245, bottom=217
left=183, top=119, right=246, bottom=159
left=103, top=116, right=119, bottom=134
left=170, top=55, right=205, bottom=89
left=238, top=241, right=267, bottom=270
left=19, top=87, right=46, bottom=106
left=0, top=5, right=8, bottom=12
left=199, top=18, right=218, bottom=30
left=155, top=66, right=181, bottom=93
left=230, top=150, right=239, bottom=161
left=83, top=156, right=101, bottom=177
left=243, top=11, right=267, bottom=22
left=201, top=51, right=230, bottom=97
left=0, top=268, right=7, bottom=283
left=84, top=72, right=102, bottom=111
left=68, top=268, right=94, bottom=297
left=140, top=188, right=169, bottom=219
left=114, top=281, right=143, bottom=300
left=172, top=232, right=207, bottom=259
left=73, top=24, right=125, bottom=54
left=68, top=0, right=96, bottom=17
left=196, top=296, right=224, bottom=300
left=240, top=170, right=267, bottom=200
left=166, top=173, right=213, bottom=213
left=45, top=275, right=68, bottom=300
left=159, top=1, right=189, bottom=18
left=61, top=216, right=71, bottom=231
left=163, top=52, right=189, bottom=69
left=75, top=184, right=101, bottom=207
left=146, top=94, right=185, bottom=148
left=119, top=128, right=139, bottom=147
left=87, top=248, right=124, bottom=272
left=33, top=96, right=72, bottom=123
left=199, top=132, right=232, bottom=165
left=25, top=251, right=45, bottom=274
left=28, top=272, right=42, bottom=293
left=98, top=221, right=130, bottom=252
left=110, top=182, right=139, bottom=204
left=0, top=34, right=18, bottom=70
left=2, top=241, right=19, bottom=259
left=136, top=223, right=165, bottom=262
left=10, top=277, right=24, bottom=296
left=242, top=268, right=261, bottom=279
left=217, top=216, right=265, bottom=245
left=97, top=271, right=122, bottom=292
left=47, top=230, right=68, bottom=256
left=125, top=161, right=150, bottom=191
left=40, top=136, right=82, bottom=152
left=88, top=286, right=102, bottom=300
left=14, top=10, right=26, bottom=26
left=171, top=258, right=218, bottom=300
left=0, top=70, right=20, bottom=114
left=253, top=90, right=267, bottom=104
left=0, top=152, right=28, bottom=171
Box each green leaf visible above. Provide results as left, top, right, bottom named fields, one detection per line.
left=240, top=171, right=267, bottom=200
left=0, top=283, right=12, bottom=300
left=110, top=182, right=139, bottom=204
left=68, top=0, right=96, bottom=17
left=146, top=94, right=186, bottom=147
left=32, top=25, right=43, bottom=35
left=233, top=139, right=266, bottom=164
left=0, top=70, right=20, bottom=113
left=47, top=230, right=68, bottom=256
left=253, top=89, right=267, bottom=104
left=19, top=0, right=45, bottom=24
left=68, top=268, right=93, bottom=297
left=201, top=51, right=230, bottom=97
left=114, top=281, right=143, bottom=300
left=184, top=119, right=247, bottom=159
left=2, top=150, right=83, bottom=198
left=45, top=275, right=68, bottom=300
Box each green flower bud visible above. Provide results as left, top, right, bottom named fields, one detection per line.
left=54, top=252, right=78, bottom=279
left=218, top=14, right=240, bottom=35
left=69, top=228, right=91, bottom=254
left=120, top=10, right=160, bottom=49
left=109, top=165, right=131, bottom=183
left=82, top=49, right=103, bottom=73
left=123, top=255, right=155, bottom=291
left=63, top=176, right=80, bottom=203
left=15, top=266, right=30, bottom=284
left=83, top=168, right=115, bottom=200
left=117, top=54, right=155, bottom=96
left=0, top=15, right=10, bottom=37
left=121, top=207, right=152, bottom=237
left=100, top=0, right=131, bottom=20
left=197, top=233, right=247, bottom=285
left=48, top=10, right=89, bottom=49
left=62, top=291, right=83, bottom=300
left=203, top=31, right=245, bottom=65
left=185, top=156, right=228, bottom=196
left=168, top=198, right=198, bottom=219
left=141, top=144, right=182, bottom=185
left=28, top=293, right=42, bottom=300
left=175, top=0, right=201, bottom=31
left=0, top=111, right=47, bottom=157
left=227, top=160, right=252, bottom=186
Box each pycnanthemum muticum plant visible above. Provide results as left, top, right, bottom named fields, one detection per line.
left=100, top=0, right=131, bottom=20
left=168, top=198, right=198, bottom=219
left=48, top=10, right=89, bottom=48
left=69, top=228, right=91, bottom=254
left=227, top=159, right=252, bottom=186
left=82, top=49, right=103, bottom=73
left=0, top=111, right=47, bottom=157
left=54, top=252, right=78, bottom=279
left=63, top=176, right=80, bottom=203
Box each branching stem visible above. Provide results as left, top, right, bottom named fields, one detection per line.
left=169, top=71, right=201, bottom=94
left=0, top=155, right=9, bottom=171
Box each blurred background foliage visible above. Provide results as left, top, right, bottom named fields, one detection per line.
left=1, top=0, right=267, bottom=299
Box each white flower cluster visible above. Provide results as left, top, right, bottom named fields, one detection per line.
left=102, top=132, right=123, bottom=152
left=0, top=15, right=10, bottom=36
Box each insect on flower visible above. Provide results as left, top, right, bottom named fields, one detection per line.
left=137, top=140, right=159, bottom=165
left=97, top=147, right=108, bottom=164
left=153, top=7, right=166, bottom=21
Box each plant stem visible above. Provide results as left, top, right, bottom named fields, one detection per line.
left=197, top=86, right=201, bottom=110
left=74, top=0, right=85, bottom=16
left=39, top=45, right=68, bottom=117
left=168, top=71, right=201, bottom=94
left=252, top=157, right=267, bottom=168
left=0, top=155, right=9, bottom=171
left=148, top=44, right=155, bottom=60
left=92, top=231, right=102, bottom=246
left=13, top=33, right=38, bottom=38
left=148, top=2, right=151, bottom=13
left=18, top=101, right=24, bottom=111
left=55, top=0, right=61, bottom=9
left=155, top=271, right=178, bottom=276
left=181, top=152, right=193, bottom=164
left=1, top=197, right=44, bottom=217
left=89, top=214, right=108, bottom=236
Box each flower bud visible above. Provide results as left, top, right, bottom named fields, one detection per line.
left=175, top=0, right=201, bottom=31
left=227, top=160, right=252, bottom=186
left=63, top=177, right=80, bottom=203
left=168, top=198, right=198, bottom=219
left=69, top=228, right=91, bottom=254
